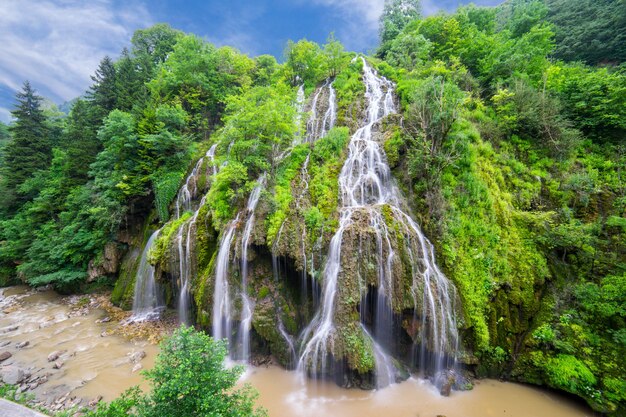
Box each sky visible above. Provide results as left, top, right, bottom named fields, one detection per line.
left=0, top=0, right=503, bottom=122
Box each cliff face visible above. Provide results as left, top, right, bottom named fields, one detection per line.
left=113, top=58, right=625, bottom=413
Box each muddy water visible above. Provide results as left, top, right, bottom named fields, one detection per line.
left=0, top=287, right=157, bottom=403
left=1, top=286, right=595, bottom=416
left=242, top=367, right=595, bottom=417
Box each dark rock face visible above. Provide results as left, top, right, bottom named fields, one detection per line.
left=88, top=242, right=123, bottom=282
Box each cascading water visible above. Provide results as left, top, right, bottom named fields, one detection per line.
left=212, top=213, right=240, bottom=348
left=298, top=58, right=459, bottom=388
left=237, top=175, right=266, bottom=360
left=305, top=80, right=325, bottom=143
left=174, top=144, right=218, bottom=324
left=212, top=175, right=265, bottom=361
left=305, top=79, right=336, bottom=143
left=320, top=81, right=336, bottom=138
left=130, top=230, right=163, bottom=321
left=175, top=144, right=216, bottom=219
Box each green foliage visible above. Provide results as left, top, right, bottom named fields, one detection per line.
left=207, top=161, right=248, bottom=228
left=150, top=212, right=192, bottom=267
left=308, top=127, right=349, bottom=222
left=283, top=39, right=327, bottom=88
left=149, top=34, right=253, bottom=135
left=266, top=144, right=309, bottom=246
left=2, top=81, right=51, bottom=209
left=140, top=326, right=265, bottom=417
left=222, top=83, right=297, bottom=177
left=378, top=0, right=422, bottom=57
left=546, top=63, right=626, bottom=141
left=84, top=326, right=266, bottom=417
left=545, top=0, right=626, bottom=64
left=153, top=170, right=184, bottom=222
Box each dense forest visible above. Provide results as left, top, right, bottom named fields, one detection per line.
left=0, top=0, right=624, bottom=414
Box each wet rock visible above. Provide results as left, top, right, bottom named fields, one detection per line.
left=1, top=365, right=28, bottom=384
left=128, top=350, right=146, bottom=363
left=16, top=340, right=30, bottom=349
left=53, top=360, right=64, bottom=369
left=439, top=375, right=455, bottom=397
left=89, top=396, right=103, bottom=407
left=0, top=341, right=10, bottom=348
left=131, top=363, right=142, bottom=373
left=47, top=350, right=67, bottom=362
left=1, top=324, right=18, bottom=333
left=0, top=351, right=12, bottom=362
left=96, top=316, right=111, bottom=323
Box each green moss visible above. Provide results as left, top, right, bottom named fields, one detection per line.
left=266, top=144, right=309, bottom=246
left=150, top=212, right=193, bottom=269
left=258, top=286, right=270, bottom=299
left=338, top=323, right=375, bottom=374
left=333, top=59, right=365, bottom=129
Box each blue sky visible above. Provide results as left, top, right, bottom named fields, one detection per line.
left=0, top=0, right=503, bottom=122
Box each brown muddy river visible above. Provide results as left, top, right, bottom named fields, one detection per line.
left=0, top=286, right=595, bottom=416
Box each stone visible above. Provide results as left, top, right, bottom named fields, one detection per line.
left=0, top=341, right=10, bottom=348
left=2, top=325, right=18, bottom=333
left=47, top=350, right=67, bottom=362
left=1, top=366, right=26, bottom=385
left=53, top=360, right=64, bottom=369
left=128, top=350, right=146, bottom=363
left=0, top=351, right=12, bottom=362
left=16, top=341, right=30, bottom=349
left=88, top=396, right=103, bottom=407
left=131, top=363, right=142, bottom=373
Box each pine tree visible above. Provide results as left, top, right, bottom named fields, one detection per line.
left=61, top=99, right=101, bottom=185
left=88, top=56, right=118, bottom=121
left=2, top=81, right=50, bottom=208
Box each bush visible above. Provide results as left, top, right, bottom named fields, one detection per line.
left=86, top=326, right=266, bottom=417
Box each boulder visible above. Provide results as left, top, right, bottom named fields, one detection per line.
left=53, top=360, right=64, bottom=370
left=128, top=350, right=146, bottom=363
left=0, top=351, right=11, bottom=362
left=16, top=341, right=29, bottom=349
left=1, top=365, right=28, bottom=385
left=47, top=350, right=67, bottom=362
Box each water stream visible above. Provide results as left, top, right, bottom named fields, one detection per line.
left=130, top=230, right=163, bottom=321
left=0, top=287, right=595, bottom=417
left=298, top=58, right=459, bottom=386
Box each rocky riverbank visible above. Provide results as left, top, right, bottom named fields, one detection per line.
left=0, top=286, right=175, bottom=415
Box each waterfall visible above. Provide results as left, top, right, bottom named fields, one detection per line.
left=305, top=80, right=325, bottom=143
left=279, top=318, right=297, bottom=368
left=175, top=145, right=216, bottom=219
left=212, top=214, right=240, bottom=346
left=293, top=85, right=306, bottom=145
left=298, top=58, right=459, bottom=387
left=361, top=324, right=396, bottom=388
left=130, top=230, right=163, bottom=321
left=320, top=82, right=336, bottom=138
left=238, top=175, right=266, bottom=361
left=212, top=175, right=265, bottom=361
left=304, top=80, right=337, bottom=143
left=175, top=144, right=218, bottom=323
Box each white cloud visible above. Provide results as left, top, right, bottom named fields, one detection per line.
left=300, top=0, right=504, bottom=51
left=0, top=0, right=153, bottom=103
left=0, top=107, right=12, bottom=124
left=305, top=0, right=384, bottom=51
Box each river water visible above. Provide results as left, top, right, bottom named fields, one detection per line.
left=0, top=286, right=595, bottom=416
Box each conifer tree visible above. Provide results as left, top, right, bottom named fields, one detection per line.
left=2, top=81, right=50, bottom=208
left=88, top=56, right=118, bottom=121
